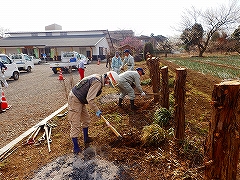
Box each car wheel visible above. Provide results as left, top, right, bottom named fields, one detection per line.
left=27, top=66, right=32, bottom=72
left=52, top=67, right=58, bottom=74
left=13, top=71, right=19, bottom=80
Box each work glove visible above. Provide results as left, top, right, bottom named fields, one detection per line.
left=141, top=92, right=146, bottom=96
left=96, top=110, right=102, bottom=118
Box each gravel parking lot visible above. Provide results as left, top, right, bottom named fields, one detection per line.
left=0, top=61, right=109, bottom=148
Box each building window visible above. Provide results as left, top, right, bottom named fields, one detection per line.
left=31, top=33, right=38, bottom=36
left=60, top=32, right=67, bottom=36
left=99, top=47, right=103, bottom=55
left=46, top=32, right=52, bottom=36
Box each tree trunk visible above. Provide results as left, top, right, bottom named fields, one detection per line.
left=174, top=68, right=187, bottom=140
left=147, top=57, right=161, bottom=103
left=161, top=66, right=169, bottom=110
left=204, top=80, right=240, bottom=180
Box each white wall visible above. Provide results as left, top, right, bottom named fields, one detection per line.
left=93, top=37, right=109, bottom=55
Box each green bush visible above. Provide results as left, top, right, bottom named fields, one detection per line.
left=169, top=93, right=175, bottom=108
left=153, top=107, right=172, bottom=127
left=141, top=124, right=166, bottom=146
left=141, top=78, right=151, bottom=85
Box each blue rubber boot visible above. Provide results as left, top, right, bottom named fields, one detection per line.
left=83, top=127, right=93, bottom=143
left=72, top=137, right=81, bottom=154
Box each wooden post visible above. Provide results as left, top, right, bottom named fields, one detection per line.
left=204, top=80, right=240, bottom=180
left=161, top=66, right=169, bottom=110
left=174, top=68, right=187, bottom=140
left=147, top=57, right=160, bottom=103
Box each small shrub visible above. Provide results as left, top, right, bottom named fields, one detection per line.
left=153, top=107, right=172, bottom=127
left=168, top=78, right=175, bottom=88
left=180, top=139, right=203, bottom=165
left=169, top=93, right=175, bottom=108
left=141, top=124, right=166, bottom=146
left=141, top=78, right=151, bottom=85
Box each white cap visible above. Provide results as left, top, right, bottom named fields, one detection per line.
left=107, top=71, right=119, bottom=87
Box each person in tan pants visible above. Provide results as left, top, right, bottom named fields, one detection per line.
left=68, top=73, right=110, bottom=154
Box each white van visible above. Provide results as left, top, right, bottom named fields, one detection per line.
left=10, top=53, right=34, bottom=72
left=0, top=54, right=20, bottom=80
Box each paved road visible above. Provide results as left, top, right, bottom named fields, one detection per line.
left=0, top=61, right=109, bottom=148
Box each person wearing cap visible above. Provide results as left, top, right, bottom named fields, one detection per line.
left=68, top=73, right=110, bottom=154
left=117, top=67, right=146, bottom=110
left=120, top=49, right=135, bottom=71
left=111, top=52, right=122, bottom=74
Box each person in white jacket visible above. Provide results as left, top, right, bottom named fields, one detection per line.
left=120, top=49, right=134, bottom=71
left=117, top=67, right=146, bottom=110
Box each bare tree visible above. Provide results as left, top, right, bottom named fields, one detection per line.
left=0, top=27, right=10, bottom=38
left=180, top=0, right=240, bottom=57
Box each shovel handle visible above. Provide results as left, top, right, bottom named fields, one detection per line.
left=44, top=125, right=51, bottom=152
left=135, top=92, right=160, bottom=95
left=101, top=115, right=122, bottom=138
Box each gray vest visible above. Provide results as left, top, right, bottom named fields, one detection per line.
left=72, top=76, right=102, bottom=104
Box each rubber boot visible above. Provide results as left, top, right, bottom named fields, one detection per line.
left=83, top=127, right=93, bottom=143
left=72, top=137, right=81, bottom=154
left=118, top=98, right=123, bottom=107
left=130, top=100, right=138, bottom=110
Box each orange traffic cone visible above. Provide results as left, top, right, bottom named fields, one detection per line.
left=58, top=69, right=64, bottom=80
left=1, top=91, right=11, bottom=110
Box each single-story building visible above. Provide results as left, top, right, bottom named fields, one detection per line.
left=0, top=29, right=114, bottom=61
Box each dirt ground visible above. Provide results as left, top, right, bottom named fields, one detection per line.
left=1, top=58, right=235, bottom=180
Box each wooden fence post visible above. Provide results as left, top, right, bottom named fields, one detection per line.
left=161, top=66, right=169, bottom=110
left=204, top=80, right=240, bottom=180
left=147, top=57, right=160, bottom=103
left=174, top=68, right=187, bottom=140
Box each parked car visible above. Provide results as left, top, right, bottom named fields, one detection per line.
left=50, top=52, right=90, bottom=74
left=10, top=54, right=34, bottom=72
left=29, top=56, right=42, bottom=65
left=0, top=54, right=20, bottom=80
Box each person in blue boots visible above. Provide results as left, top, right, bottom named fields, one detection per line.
left=68, top=73, right=111, bottom=154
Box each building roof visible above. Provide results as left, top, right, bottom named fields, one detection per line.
left=0, top=34, right=105, bottom=47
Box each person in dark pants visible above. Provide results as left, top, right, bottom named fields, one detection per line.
left=117, top=68, right=146, bottom=110
left=106, top=54, right=112, bottom=70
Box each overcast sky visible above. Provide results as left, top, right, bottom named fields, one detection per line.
left=1, top=0, right=239, bottom=37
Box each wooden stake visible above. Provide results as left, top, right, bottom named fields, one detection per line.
left=204, top=80, right=240, bottom=179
